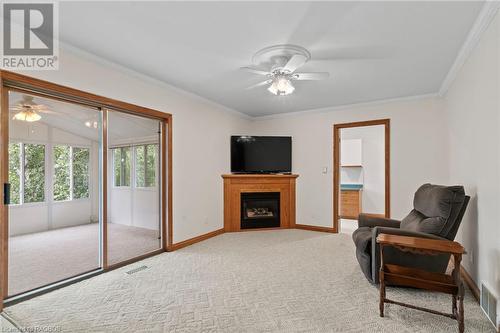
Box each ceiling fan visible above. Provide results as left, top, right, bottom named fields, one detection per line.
left=241, top=45, right=329, bottom=96
left=10, top=95, right=52, bottom=122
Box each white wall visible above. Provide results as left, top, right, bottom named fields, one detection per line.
left=250, top=97, right=449, bottom=228
left=443, top=9, right=500, bottom=322
left=16, top=46, right=250, bottom=243
left=341, top=126, right=385, bottom=215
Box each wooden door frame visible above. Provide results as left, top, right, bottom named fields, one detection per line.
left=0, top=70, right=173, bottom=308
left=333, top=119, right=390, bottom=233
left=0, top=75, right=8, bottom=307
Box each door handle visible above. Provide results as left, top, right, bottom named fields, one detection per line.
left=4, top=183, right=10, bottom=205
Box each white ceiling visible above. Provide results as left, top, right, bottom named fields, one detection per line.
left=59, top=1, right=483, bottom=117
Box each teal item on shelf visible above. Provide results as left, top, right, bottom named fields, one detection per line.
left=340, top=184, right=363, bottom=190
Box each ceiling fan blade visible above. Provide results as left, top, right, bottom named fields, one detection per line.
left=292, top=72, right=330, bottom=80
left=240, top=67, right=270, bottom=76
left=282, top=54, right=307, bottom=73
left=246, top=79, right=272, bottom=90
left=38, top=109, right=57, bottom=114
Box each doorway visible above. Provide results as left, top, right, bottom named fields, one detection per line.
left=0, top=71, right=172, bottom=307
left=106, top=110, right=162, bottom=265
left=333, top=119, right=390, bottom=233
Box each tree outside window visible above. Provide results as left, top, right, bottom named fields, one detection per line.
left=23, top=144, right=45, bottom=203
left=53, top=146, right=90, bottom=201
left=73, top=147, right=90, bottom=199
left=54, top=145, right=71, bottom=201
left=8, top=143, right=46, bottom=205
left=8, top=143, right=21, bottom=205
left=135, top=144, right=157, bottom=188
left=114, top=147, right=131, bottom=187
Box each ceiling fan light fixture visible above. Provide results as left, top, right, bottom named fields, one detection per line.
left=11, top=95, right=48, bottom=122
left=243, top=45, right=328, bottom=96
left=13, top=110, right=41, bottom=122
left=268, top=77, right=295, bottom=96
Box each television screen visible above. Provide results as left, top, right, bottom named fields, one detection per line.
left=231, top=136, right=292, bottom=173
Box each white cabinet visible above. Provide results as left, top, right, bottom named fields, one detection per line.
left=341, top=139, right=362, bottom=166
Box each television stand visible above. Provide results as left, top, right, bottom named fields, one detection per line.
left=231, top=172, right=292, bottom=175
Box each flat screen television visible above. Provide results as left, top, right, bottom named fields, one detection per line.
left=231, top=136, right=292, bottom=174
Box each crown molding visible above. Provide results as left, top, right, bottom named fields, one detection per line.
left=438, top=1, right=500, bottom=97
left=58, top=41, right=252, bottom=121
left=251, top=93, right=439, bottom=121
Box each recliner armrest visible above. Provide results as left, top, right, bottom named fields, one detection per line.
left=358, top=214, right=401, bottom=229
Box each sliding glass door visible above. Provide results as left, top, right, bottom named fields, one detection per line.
left=0, top=73, right=170, bottom=305
left=7, top=90, right=102, bottom=296
left=106, top=110, right=162, bottom=265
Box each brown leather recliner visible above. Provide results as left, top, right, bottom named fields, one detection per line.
left=352, top=184, right=470, bottom=284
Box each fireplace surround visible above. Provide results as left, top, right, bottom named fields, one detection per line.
left=222, top=174, right=298, bottom=232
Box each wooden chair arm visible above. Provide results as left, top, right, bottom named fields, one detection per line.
left=376, top=233, right=465, bottom=255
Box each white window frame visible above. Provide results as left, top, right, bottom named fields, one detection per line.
left=9, top=141, right=47, bottom=206
left=8, top=140, right=91, bottom=207
left=53, top=144, right=91, bottom=203
left=111, top=143, right=158, bottom=190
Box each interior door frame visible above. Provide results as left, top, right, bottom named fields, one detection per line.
left=333, top=119, right=390, bottom=233
left=0, top=70, right=173, bottom=309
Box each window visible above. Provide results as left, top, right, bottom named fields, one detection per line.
left=8, top=143, right=21, bottom=205
left=54, top=145, right=71, bottom=201
left=23, top=144, right=46, bottom=203
left=73, top=147, right=90, bottom=199
left=113, top=147, right=131, bottom=187
left=112, top=144, right=157, bottom=188
left=9, top=143, right=90, bottom=205
left=8, top=143, right=46, bottom=204
left=135, top=144, right=157, bottom=187
left=53, top=146, right=90, bottom=201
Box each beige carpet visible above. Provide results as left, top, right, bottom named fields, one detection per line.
left=4, top=230, right=494, bottom=332
left=8, top=223, right=160, bottom=296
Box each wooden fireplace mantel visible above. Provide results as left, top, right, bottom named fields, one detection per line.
left=222, top=174, right=299, bottom=232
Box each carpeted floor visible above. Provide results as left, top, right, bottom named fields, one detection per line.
left=340, top=218, right=358, bottom=234
left=4, top=230, right=494, bottom=332
left=8, top=223, right=160, bottom=295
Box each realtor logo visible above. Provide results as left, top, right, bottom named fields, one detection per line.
left=1, top=1, right=59, bottom=70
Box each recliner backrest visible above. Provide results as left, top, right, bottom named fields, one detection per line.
left=400, top=184, right=467, bottom=239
